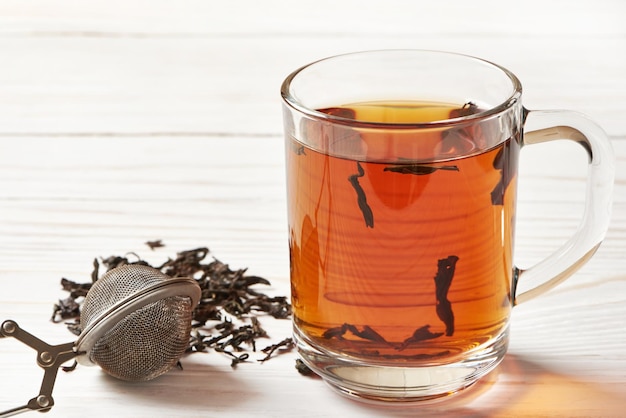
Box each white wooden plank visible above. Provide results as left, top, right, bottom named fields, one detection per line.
left=0, top=0, right=623, bottom=36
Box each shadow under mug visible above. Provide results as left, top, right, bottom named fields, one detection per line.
left=281, top=50, right=614, bottom=403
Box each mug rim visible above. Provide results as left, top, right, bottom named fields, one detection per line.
left=281, top=49, right=523, bottom=129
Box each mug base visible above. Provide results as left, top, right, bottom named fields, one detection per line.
left=294, top=326, right=509, bottom=404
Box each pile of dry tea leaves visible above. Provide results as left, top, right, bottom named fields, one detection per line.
left=51, top=242, right=295, bottom=368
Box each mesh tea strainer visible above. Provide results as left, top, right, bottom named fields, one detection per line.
left=0, top=264, right=201, bottom=417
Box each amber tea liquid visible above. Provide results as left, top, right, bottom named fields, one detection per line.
left=287, top=101, right=519, bottom=363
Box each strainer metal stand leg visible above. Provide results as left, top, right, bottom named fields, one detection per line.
left=0, top=320, right=77, bottom=417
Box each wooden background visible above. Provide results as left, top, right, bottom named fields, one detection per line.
left=0, top=1, right=624, bottom=416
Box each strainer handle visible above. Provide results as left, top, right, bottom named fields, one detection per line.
left=0, top=320, right=77, bottom=417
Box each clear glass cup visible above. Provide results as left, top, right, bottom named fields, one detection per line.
left=281, top=50, right=614, bottom=402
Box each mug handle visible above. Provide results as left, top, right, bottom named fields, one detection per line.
left=513, top=109, right=615, bottom=305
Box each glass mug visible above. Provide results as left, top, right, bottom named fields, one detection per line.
left=280, top=50, right=614, bottom=402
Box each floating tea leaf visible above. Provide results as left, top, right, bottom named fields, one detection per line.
left=323, top=323, right=390, bottom=345
left=449, top=101, right=480, bottom=119
left=348, top=162, right=374, bottom=228
left=398, top=325, right=444, bottom=351
left=434, top=255, right=459, bottom=336
left=383, top=165, right=459, bottom=175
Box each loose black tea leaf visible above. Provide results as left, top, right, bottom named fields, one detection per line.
left=258, top=337, right=294, bottom=363
left=145, top=239, right=165, bottom=250
left=215, top=346, right=250, bottom=368
left=100, top=253, right=151, bottom=271
left=383, top=165, right=459, bottom=175
left=50, top=243, right=292, bottom=369
left=64, top=319, right=82, bottom=336
left=295, top=359, right=315, bottom=376
left=434, top=255, right=459, bottom=336
left=51, top=297, right=81, bottom=323
left=348, top=161, right=374, bottom=228
left=61, top=361, right=78, bottom=372
left=60, top=278, right=91, bottom=299
left=91, top=258, right=99, bottom=283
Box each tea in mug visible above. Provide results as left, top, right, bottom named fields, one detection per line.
left=286, top=101, right=519, bottom=363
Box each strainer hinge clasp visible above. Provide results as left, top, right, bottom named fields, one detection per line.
left=1, top=320, right=77, bottom=417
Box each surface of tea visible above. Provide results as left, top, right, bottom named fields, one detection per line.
left=286, top=101, right=519, bottom=362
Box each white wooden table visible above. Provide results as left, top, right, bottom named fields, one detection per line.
left=0, top=1, right=624, bottom=417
